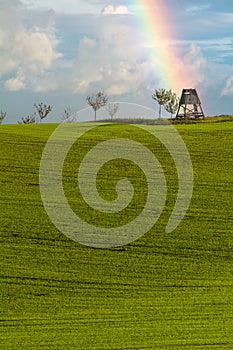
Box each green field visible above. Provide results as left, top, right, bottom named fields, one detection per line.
left=0, top=121, right=232, bottom=349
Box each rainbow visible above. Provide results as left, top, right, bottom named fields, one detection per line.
left=131, top=0, right=191, bottom=93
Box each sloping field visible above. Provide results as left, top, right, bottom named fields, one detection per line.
left=0, top=122, right=232, bottom=349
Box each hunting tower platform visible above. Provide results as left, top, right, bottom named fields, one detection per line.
left=176, top=88, right=205, bottom=119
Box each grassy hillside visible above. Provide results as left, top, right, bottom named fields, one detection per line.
left=0, top=122, right=232, bottom=349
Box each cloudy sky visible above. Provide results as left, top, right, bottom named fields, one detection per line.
left=0, top=0, right=232, bottom=123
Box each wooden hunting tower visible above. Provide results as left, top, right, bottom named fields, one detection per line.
left=176, top=88, right=205, bottom=119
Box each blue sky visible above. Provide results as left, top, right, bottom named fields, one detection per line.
left=0, top=0, right=232, bottom=123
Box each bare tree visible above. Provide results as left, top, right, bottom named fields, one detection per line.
left=152, top=88, right=171, bottom=118
left=61, top=107, right=72, bottom=122
left=164, top=91, right=179, bottom=118
left=86, top=91, right=108, bottom=121
left=106, top=102, right=119, bottom=120
left=0, top=110, right=6, bottom=124
left=34, top=102, right=52, bottom=122
left=18, top=115, right=36, bottom=124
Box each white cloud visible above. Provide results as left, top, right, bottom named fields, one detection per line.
left=4, top=69, right=26, bottom=91
left=80, top=36, right=96, bottom=48
left=12, top=26, right=62, bottom=72
left=221, top=76, right=233, bottom=96
left=185, top=4, right=210, bottom=14
left=21, top=0, right=100, bottom=14
left=183, top=44, right=207, bottom=86
left=34, top=79, right=58, bottom=93
left=106, top=83, right=130, bottom=96
left=102, top=5, right=130, bottom=15
left=0, top=0, right=62, bottom=91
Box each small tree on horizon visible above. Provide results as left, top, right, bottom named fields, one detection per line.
left=86, top=91, right=108, bottom=121
left=152, top=88, right=171, bottom=118
left=164, top=91, right=179, bottom=118
left=0, top=110, right=6, bottom=124
left=18, top=114, right=36, bottom=124
left=106, top=102, right=119, bottom=120
left=61, top=107, right=78, bottom=122
left=34, top=102, right=52, bottom=123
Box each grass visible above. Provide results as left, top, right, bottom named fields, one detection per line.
left=171, top=115, right=233, bottom=124
left=99, top=115, right=233, bottom=125
left=0, top=121, right=232, bottom=349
